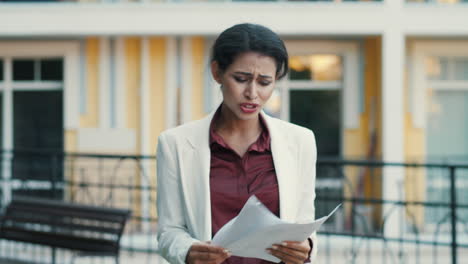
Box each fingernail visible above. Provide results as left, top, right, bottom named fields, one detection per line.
left=223, top=249, right=229, bottom=254
left=281, top=242, right=287, bottom=246
left=272, top=245, right=278, bottom=250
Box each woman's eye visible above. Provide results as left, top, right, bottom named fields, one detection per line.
left=234, top=77, right=247, bottom=83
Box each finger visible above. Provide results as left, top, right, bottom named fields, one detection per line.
left=276, top=241, right=310, bottom=253
left=191, top=243, right=229, bottom=254
left=268, top=245, right=307, bottom=262
left=266, top=248, right=303, bottom=264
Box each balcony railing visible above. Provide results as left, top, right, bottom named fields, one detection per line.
left=0, top=149, right=467, bottom=264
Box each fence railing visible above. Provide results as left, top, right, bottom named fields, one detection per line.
left=0, top=149, right=467, bottom=264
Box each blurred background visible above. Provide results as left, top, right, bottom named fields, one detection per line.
left=0, top=0, right=467, bottom=263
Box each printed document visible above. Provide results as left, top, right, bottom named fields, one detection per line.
left=212, top=195, right=341, bottom=262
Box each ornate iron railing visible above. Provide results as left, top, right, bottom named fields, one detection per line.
left=0, top=149, right=466, bottom=264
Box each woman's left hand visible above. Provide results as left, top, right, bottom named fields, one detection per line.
left=267, top=240, right=310, bottom=264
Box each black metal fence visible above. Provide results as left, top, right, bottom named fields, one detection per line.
left=0, top=149, right=467, bottom=264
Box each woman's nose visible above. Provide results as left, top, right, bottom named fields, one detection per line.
left=244, top=81, right=258, bottom=100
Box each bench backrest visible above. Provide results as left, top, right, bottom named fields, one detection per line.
left=0, top=196, right=131, bottom=252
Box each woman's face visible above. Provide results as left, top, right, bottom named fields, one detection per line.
left=212, top=51, right=277, bottom=121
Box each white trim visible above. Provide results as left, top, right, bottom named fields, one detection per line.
left=77, top=128, right=136, bottom=152
left=11, top=81, right=62, bottom=90
left=429, top=80, right=468, bottom=90
left=285, top=40, right=360, bottom=129
left=64, top=42, right=80, bottom=130
left=382, top=30, right=405, bottom=236
left=2, top=2, right=468, bottom=36
left=114, top=37, right=126, bottom=129
left=343, top=47, right=360, bottom=129
left=180, top=37, right=192, bottom=124
left=165, top=37, right=177, bottom=129
left=278, top=78, right=289, bottom=121
left=410, top=41, right=468, bottom=129
left=288, top=81, right=341, bottom=90
left=99, top=37, right=111, bottom=129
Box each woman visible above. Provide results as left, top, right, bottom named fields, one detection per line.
left=157, top=23, right=317, bottom=264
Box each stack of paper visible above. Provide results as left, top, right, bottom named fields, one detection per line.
left=212, top=196, right=341, bottom=262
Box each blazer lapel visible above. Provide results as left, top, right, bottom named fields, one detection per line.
left=181, top=110, right=216, bottom=241
left=262, top=112, right=299, bottom=221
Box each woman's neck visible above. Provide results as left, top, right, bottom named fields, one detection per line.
left=214, top=104, right=262, bottom=138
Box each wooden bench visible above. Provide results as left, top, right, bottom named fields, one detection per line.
left=0, top=196, right=131, bottom=264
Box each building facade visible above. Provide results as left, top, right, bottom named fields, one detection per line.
left=1, top=0, right=468, bottom=234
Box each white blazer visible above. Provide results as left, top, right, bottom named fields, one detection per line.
left=156, top=109, right=318, bottom=264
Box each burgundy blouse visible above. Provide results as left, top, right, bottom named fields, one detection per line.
left=209, top=110, right=279, bottom=264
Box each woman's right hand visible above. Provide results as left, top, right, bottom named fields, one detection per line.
left=186, top=242, right=231, bottom=264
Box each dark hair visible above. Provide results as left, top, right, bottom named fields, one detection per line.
left=211, top=23, right=289, bottom=80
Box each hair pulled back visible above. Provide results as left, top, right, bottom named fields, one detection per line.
left=211, top=23, right=289, bottom=80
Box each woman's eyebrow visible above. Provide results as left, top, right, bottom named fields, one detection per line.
left=234, top=71, right=272, bottom=79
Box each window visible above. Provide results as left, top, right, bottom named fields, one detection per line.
left=13, top=59, right=34, bottom=81
left=13, top=58, right=63, bottom=82
left=423, top=56, right=468, bottom=224
left=41, top=59, right=63, bottom=81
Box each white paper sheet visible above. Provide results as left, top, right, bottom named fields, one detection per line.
left=212, top=195, right=341, bottom=262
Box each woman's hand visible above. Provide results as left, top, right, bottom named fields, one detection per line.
left=267, top=240, right=311, bottom=264
left=186, top=242, right=231, bottom=264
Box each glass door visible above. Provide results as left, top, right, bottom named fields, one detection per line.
left=2, top=57, right=64, bottom=199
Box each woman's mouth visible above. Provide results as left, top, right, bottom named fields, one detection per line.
left=240, top=103, right=259, bottom=114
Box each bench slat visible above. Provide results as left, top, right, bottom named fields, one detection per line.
left=11, top=197, right=129, bottom=216
left=7, top=201, right=130, bottom=223
left=1, top=227, right=118, bottom=253
left=3, top=214, right=121, bottom=235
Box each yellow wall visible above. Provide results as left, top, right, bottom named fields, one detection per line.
left=191, top=37, right=206, bottom=121
left=149, top=37, right=168, bottom=219
left=124, top=37, right=142, bottom=223
left=80, top=38, right=99, bottom=128
left=64, top=130, right=77, bottom=152
left=149, top=37, right=167, bottom=155
left=125, top=38, right=142, bottom=143
left=362, top=37, right=383, bottom=226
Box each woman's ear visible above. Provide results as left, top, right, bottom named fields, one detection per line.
left=211, top=61, right=222, bottom=84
